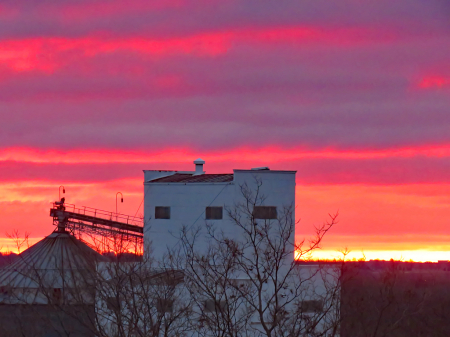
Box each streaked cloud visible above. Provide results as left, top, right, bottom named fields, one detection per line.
left=0, top=0, right=449, bottom=260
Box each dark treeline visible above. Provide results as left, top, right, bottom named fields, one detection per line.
left=0, top=253, right=17, bottom=267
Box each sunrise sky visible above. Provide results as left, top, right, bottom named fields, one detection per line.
left=0, top=0, right=449, bottom=261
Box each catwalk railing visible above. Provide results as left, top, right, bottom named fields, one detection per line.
left=50, top=202, right=144, bottom=253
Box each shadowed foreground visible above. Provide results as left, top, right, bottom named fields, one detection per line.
left=341, top=261, right=450, bottom=337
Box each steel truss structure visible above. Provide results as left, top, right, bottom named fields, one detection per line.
left=50, top=201, right=144, bottom=254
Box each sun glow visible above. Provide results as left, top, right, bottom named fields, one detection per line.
left=0, top=237, right=41, bottom=254
left=1, top=146, right=450, bottom=262
left=307, top=250, right=450, bottom=263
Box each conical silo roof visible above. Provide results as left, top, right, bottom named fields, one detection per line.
left=0, top=230, right=105, bottom=304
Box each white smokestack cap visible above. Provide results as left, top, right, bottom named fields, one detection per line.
left=193, top=158, right=205, bottom=175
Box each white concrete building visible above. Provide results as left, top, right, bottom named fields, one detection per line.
left=142, top=161, right=340, bottom=335
left=143, top=159, right=296, bottom=260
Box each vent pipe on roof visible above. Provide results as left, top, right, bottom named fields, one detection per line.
left=193, top=158, right=205, bottom=175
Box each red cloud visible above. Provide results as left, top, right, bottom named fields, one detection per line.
left=0, top=26, right=390, bottom=74
left=418, top=76, right=450, bottom=89
left=1, top=145, right=450, bottom=165
left=1, top=145, right=450, bottom=186
left=0, top=34, right=232, bottom=73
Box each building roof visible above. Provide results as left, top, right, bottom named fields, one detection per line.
left=0, top=231, right=105, bottom=293
left=148, top=173, right=234, bottom=183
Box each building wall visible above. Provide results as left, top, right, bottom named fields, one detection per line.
left=143, top=169, right=296, bottom=262
left=0, top=305, right=96, bottom=337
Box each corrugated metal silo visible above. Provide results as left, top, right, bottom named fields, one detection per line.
left=0, top=229, right=105, bottom=337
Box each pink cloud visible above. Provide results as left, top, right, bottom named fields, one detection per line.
left=2, top=145, right=450, bottom=165
left=0, top=145, right=450, bottom=186
left=0, top=26, right=399, bottom=74
left=0, top=34, right=231, bottom=73
left=418, top=76, right=450, bottom=89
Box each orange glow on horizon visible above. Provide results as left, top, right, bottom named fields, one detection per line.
left=2, top=241, right=447, bottom=263
left=0, top=146, right=450, bottom=262
left=307, top=250, right=450, bottom=263
left=0, top=237, right=41, bottom=254
left=4, top=238, right=447, bottom=263
left=0, top=180, right=449, bottom=262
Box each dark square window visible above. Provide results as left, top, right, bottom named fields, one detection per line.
left=50, top=288, right=62, bottom=304
left=157, top=298, right=174, bottom=313
left=300, top=300, right=323, bottom=313
left=206, top=206, right=223, bottom=220
left=0, top=286, right=11, bottom=296
left=253, top=206, right=277, bottom=219
left=204, top=299, right=227, bottom=312
left=106, top=296, right=120, bottom=311
left=155, top=206, right=170, bottom=219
